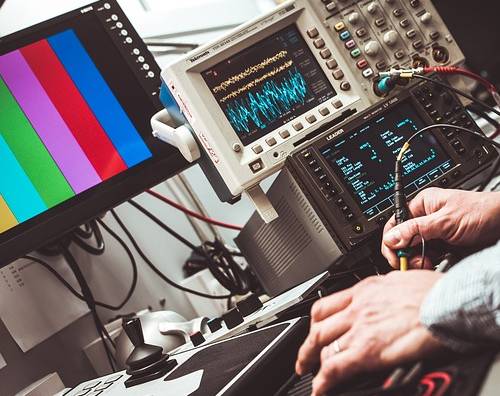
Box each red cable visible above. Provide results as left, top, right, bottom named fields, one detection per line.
left=424, top=372, right=452, bottom=396
left=146, top=189, right=243, bottom=231
left=420, top=378, right=436, bottom=396
left=424, top=66, right=497, bottom=93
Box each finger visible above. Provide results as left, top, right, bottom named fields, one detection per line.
left=310, top=289, right=353, bottom=323
left=296, top=309, right=352, bottom=375
left=383, top=214, right=397, bottom=235
left=382, top=211, right=444, bottom=250
left=381, top=241, right=399, bottom=268
left=312, top=349, right=364, bottom=396
left=408, top=255, right=433, bottom=270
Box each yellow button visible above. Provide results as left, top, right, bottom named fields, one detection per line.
left=334, top=22, right=345, bottom=32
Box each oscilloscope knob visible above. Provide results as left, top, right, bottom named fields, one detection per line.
left=420, top=12, right=432, bottom=24
left=367, top=2, right=378, bottom=14
left=383, top=30, right=398, bottom=46
left=348, top=12, right=360, bottom=25
left=364, top=41, right=380, bottom=57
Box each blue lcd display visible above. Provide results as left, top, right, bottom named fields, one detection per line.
left=320, top=100, right=454, bottom=218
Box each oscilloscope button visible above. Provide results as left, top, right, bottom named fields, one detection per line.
left=332, top=69, right=344, bottom=80
left=252, top=145, right=263, bottom=154
left=307, top=28, right=319, bottom=38
left=326, top=59, right=338, bottom=69
left=399, top=19, right=410, bottom=29
left=279, top=130, right=291, bottom=139
left=313, top=38, right=325, bottom=48
left=332, top=100, right=343, bottom=109
left=334, top=22, right=346, bottom=32
left=293, top=122, right=304, bottom=131
left=319, top=107, right=330, bottom=116
left=335, top=198, right=345, bottom=206
left=356, top=28, right=367, bottom=38
left=340, top=81, right=351, bottom=91
left=325, top=2, right=337, bottom=12
left=306, top=114, right=317, bottom=124
left=394, top=50, right=405, bottom=60
left=375, top=18, right=386, bottom=28
left=393, top=8, right=403, bottom=17
left=362, top=68, right=374, bottom=78
left=320, top=49, right=332, bottom=59
left=249, top=159, right=264, bottom=173
left=266, top=137, right=277, bottom=147
left=429, top=31, right=440, bottom=40
left=406, top=29, right=417, bottom=39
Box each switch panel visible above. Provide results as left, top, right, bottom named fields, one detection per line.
left=308, top=0, right=464, bottom=104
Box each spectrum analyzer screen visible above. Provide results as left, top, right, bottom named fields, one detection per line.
left=0, top=2, right=174, bottom=239
left=202, top=25, right=336, bottom=146
left=320, top=100, right=455, bottom=219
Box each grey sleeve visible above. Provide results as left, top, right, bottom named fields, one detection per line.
left=420, top=241, right=500, bottom=353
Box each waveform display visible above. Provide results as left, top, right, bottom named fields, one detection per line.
left=202, top=24, right=336, bottom=145
left=220, top=60, right=293, bottom=103
left=224, top=67, right=309, bottom=134
left=212, top=50, right=288, bottom=93
left=320, top=101, right=454, bottom=215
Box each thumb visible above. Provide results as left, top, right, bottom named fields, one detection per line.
left=383, top=213, right=442, bottom=249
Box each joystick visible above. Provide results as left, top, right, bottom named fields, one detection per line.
left=123, top=317, right=178, bottom=388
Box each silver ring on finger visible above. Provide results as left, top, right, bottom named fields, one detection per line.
left=333, top=339, right=341, bottom=354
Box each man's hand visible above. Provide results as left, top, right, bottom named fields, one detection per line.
left=382, top=188, right=500, bottom=268
left=295, top=271, right=445, bottom=396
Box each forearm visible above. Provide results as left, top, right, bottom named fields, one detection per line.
left=420, top=241, right=500, bottom=352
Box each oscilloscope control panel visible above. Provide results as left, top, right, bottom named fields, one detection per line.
left=308, top=0, right=464, bottom=104
left=284, top=76, right=497, bottom=250
left=161, top=0, right=370, bottom=220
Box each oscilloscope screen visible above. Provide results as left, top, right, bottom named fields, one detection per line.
left=202, top=25, right=336, bottom=146
left=320, top=100, right=455, bottom=219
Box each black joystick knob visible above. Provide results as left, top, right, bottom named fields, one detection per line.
left=123, top=317, right=177, bottom=388
left=124, top=317, right=163, bottom=370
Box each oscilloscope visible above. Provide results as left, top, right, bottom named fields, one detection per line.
left=236, top=76, right=498, bottom=295
left=158, top=0, right=370, bottom=221
left=156, top=0, right=463, bottom=221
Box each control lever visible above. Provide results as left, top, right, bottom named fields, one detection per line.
left=123, top=317, right=178, bottom=388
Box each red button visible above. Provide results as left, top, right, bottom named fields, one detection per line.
left=356, top=59, right=368, bottom=69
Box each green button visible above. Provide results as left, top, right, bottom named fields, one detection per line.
left=350, top=48, right=361, bottom=58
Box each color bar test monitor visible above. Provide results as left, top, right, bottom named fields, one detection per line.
left=0, top=0, right=187, bottom=265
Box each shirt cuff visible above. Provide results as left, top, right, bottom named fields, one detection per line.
left=420, top=241, right=500, bottom=353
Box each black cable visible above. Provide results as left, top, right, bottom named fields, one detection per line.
left=109, top=208, right=233, bottom=299
left=62, top=248, right=117, bottom=372
left=477, top=155, right=500, bottom=192
left=128, top=199, right=199, bottom=251
left=94, top=219, right=138, bottom=310
left=467, top=104, right=500, bottom=130
left=74, top=223, right=94, bottom=239
left=23, top=253, right=136, bottom=311
left=23, top=255, right=86, bottom=301
left=127, top=200, right=248, bottom=295
left=403, top=124, right=500, bottom=150
left=71, top=219, right=105, bottom=255
left=413, top=74, right=500, bottom=118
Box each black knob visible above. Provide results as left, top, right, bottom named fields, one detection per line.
left=222, top=307, right=244, bottom=329
left=124, top=317, right=144, bottom=347
left=236, top=294, right=263, bottom=317
left=190, top=331, right=206, bottom=347
left=207, top=317, right=223, bottom=333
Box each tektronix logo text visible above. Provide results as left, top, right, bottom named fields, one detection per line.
left=188, top=51, right=210, bottom=63
left=326, top=128, right=344, bottom=141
